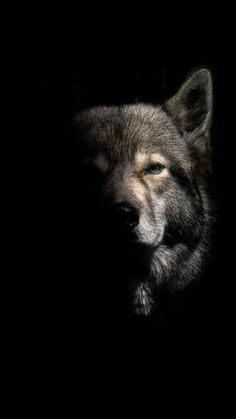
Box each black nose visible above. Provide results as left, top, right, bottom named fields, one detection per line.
left=114, top=202, right=139, bottom=231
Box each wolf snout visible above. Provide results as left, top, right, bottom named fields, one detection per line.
left=114, top=202, right=139, bottom=231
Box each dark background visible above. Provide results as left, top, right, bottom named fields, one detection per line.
left=2, top=26, right=235, bottom=408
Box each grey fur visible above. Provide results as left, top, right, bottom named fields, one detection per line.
left=72, top=69, right=213, bottom=316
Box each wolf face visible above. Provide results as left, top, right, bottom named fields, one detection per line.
left=72, top=69, right=213, bottom=316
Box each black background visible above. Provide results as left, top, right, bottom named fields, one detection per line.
left=2, top=22, right=235, bottom=411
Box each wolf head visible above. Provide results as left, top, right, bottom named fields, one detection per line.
left=72, top=69, right=213, bottom=316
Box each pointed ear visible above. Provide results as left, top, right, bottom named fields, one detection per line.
left=164, top=69, right=213, bottom=138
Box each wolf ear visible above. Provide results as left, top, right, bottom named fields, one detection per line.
left=164, top=69, right=213, bottom=139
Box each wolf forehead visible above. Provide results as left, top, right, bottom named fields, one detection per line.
left=73, top=104, right=190, bottom=163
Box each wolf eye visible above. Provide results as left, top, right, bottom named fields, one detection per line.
left=80, top=160, right=104, bottom=183
left=144, top=163, right=165, bottom=175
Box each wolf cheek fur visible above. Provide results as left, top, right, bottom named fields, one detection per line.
left=73, top=69, right=213, bottom=316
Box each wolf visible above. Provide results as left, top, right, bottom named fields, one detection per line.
left=70, top=69, right=213, bottom=318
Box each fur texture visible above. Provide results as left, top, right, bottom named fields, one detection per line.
left=71, top=69, right=213, bottom=316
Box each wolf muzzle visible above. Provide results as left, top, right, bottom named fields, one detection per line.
left=113, top=202, right=139, bottom=232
